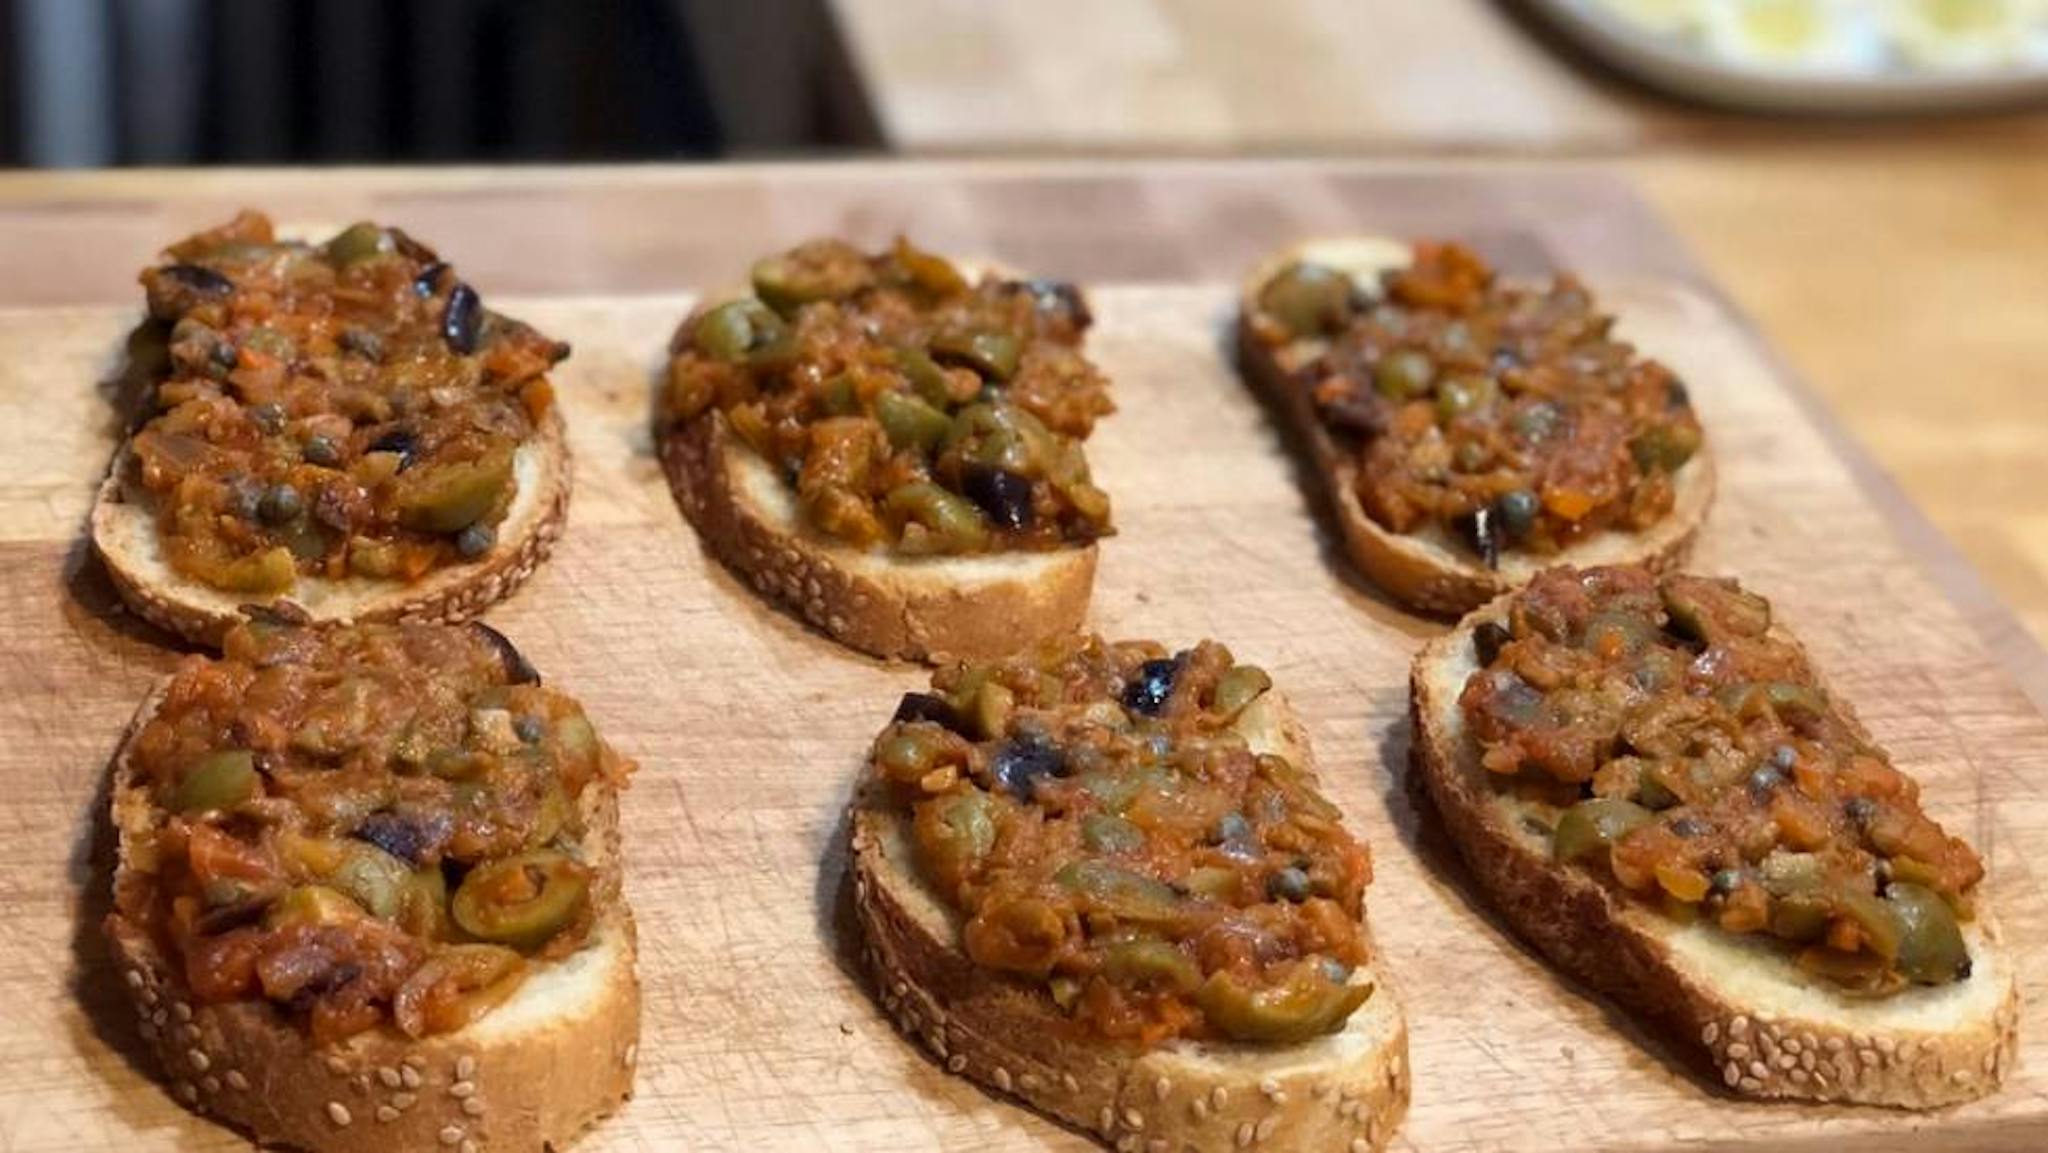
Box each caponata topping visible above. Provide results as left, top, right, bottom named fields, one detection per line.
left=117, top=619, right=631, bottom=1043
left=1459, top=566, right=1982, bottom=993
left=664, top=238, right=1114, bottom=555
left=1248, top=243, right=1705, bottom=567
left=875, top=635, right=1374, bottom=1044
left=128, top=212, right=568, bottom=593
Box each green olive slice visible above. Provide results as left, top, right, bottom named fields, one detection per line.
left=1552, top=798, right=1655, bottom=864
left=1885, top=882, right=1971, bottom=985
left=396, top=445, right=514, bottom=533
left=875, top=390, right=951, bottom=451
left=175, top=750, right=259, bottom=812
left=1195, top=965, right=1372, bottom=1043
left=1258, top=262, right=1354, bottom=337
left=929, top=329, right=1021, bottom=381
left=450, top=849, right=589, bottom=952
left=1101, top=939, right=1201, bottom=995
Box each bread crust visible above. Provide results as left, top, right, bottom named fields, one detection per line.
left=90, top=407, right=573, bottom=648
left=104, top=671, right=640, bottom=1152
left=658, top=411, right=1095, bottom=664
left=1236, top=237, right=1713, bottom=616
left=1408, top=591, right=2020, bottom=1108
left=848, top=691, right=1410, bottom=1151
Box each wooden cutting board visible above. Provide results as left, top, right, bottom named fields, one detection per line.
left=3, top=276, right=2046, bottom=1148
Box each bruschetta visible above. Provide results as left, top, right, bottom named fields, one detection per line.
left=104, top=613, right=638, bottom=1151
left=1409, top=564, right=2016, bottom=1106
left=1238, top=238, right=1713, bottom=615
left=659, top=238, right=1111, bottom=662
left=851, top=634, right=1409, bottom=1150
left=91, top=212, right=572, bottom=647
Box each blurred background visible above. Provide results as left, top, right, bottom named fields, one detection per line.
left=1, top=0, right=2044, bottom=646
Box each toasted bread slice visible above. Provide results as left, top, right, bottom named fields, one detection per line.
left=1409, top=590, right=2018, bottom=1108
left=91, top=408, right=572, bottom=647
left=849, top=690, right=1410, bottom=1151
left=104, top=655, right=639, bottom=1153
left=1237, top=237, right=1713, bottom=616
left=659, top=411, right=1094, bottom=664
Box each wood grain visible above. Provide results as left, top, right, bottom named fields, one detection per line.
left=3, top=264, right=2047, bottom=1149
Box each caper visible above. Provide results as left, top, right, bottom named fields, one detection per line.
left=1630, top=422, right=1703, bottom=472
left=1770, top=744, right=1798, bottom=771
left=325, top=221, right=393, bottom=265
left=303, top=434, right=341, bottom=467
left=1844, top=796, right=1878, bottom=826
left=1553, top=798, right=1655, bottom=864
left=174, top=750, right=259, bottom=812
left=1266, top=866, right=1312, bottom=903
left=875, top=390, right=951, bottom=452
left=1434, top=374, right=1496, bottom=421
left=450, top=849, right=590, bottom=952
left=1512, top=400, right=1562, bottom=442
left=1258, top=262, right=1354, bottom=337
left=251, top=402, right=285, bottom=434
left=1710, top=869, right=1745, bottom=895
left=1494, top=489, right=1539, bottom=542
left=455, top=521, right=496, bottom=558
left=930, top=329, right=1021, bottom=381
left=884, top=482, right=989, bottom=554
left=1213, top=812, right=1253, bottom=846
left=1374, top=349, right=1434, bottom=400
left=514, top=715, right=546, bottom=744
left=257, top=483, right=303, bottom=525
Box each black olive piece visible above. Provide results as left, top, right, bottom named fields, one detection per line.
left=1670, top=816, right=1707, bottom=839
left=1020, top=278, right=1092, bottom=328
left=1747, top=765, right=1785, bottom=799
left=287, top=961, right=365, bottom=1012
left=990, top=734, right=1065, bottom=800
left=1844, top=796, right=1878, bottom=826
left=1494, top=490, right=1539, bottom=543
left=960, top=462, right=1035, bottom=531
left=1315, top=389, right=1388, bottom=438
left=1473, top=620, right=1513, bottom=666
left=194, top=896, right=273, bottom=936
left=161, top=263, right=234, bottom=295
left=455, top=522, right=497, bottom=558
left=469, top=622, right=540, bottom=686
left=1122, top=655, right=1185, bottom=717
left=412, top=260, right=449, bottom=297
left=1667, top=378, right=1691, bottom=410
left=367, top=428, right=418, bottom=471
left=1456, top=506, right=1501, bottom=570
left=303, top=435, right=341, bottom=468
left=353, top=809, right=448, bottom=866
left=1266, top=866, right=1312, bottom=903
left=1709, top=868, right=1744, bottom=895
left=443, top=282, right=483, bottom=353
left=257, top=483, right=303, bottom=525
left=891, top=691, right=964, bottom=733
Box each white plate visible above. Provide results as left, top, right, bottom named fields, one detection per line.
left=1526, top=0, right=2048, bottom=114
